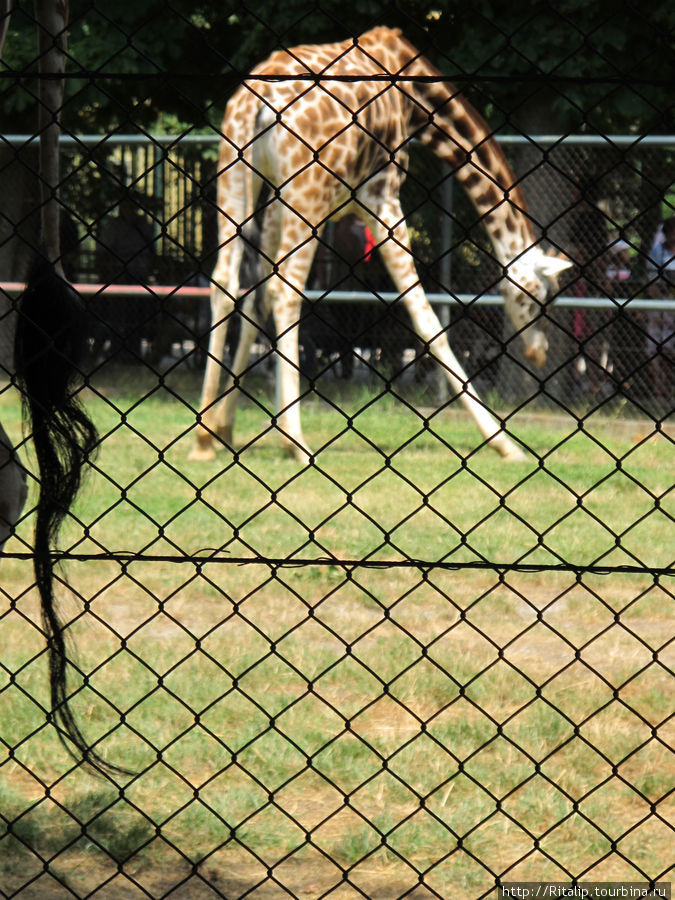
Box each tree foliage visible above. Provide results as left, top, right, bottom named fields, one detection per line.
left=1, top=0, right=673, bottom=134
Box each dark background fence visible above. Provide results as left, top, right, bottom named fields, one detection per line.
left=2, top=133, right=673, bottom=416
left=0, top=2, right=673, bottom=898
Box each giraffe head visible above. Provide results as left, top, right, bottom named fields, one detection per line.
left=500, top=249, right=573, bottom=367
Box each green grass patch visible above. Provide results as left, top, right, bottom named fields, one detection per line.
left=0, top=369, right=672, bottom=897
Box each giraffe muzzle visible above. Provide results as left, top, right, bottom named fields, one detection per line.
left=524, top=343, right=547, bottom=368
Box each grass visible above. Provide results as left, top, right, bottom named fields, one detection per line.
left=0, top=364, right=672, bottom=898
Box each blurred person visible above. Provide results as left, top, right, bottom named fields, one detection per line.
left=645, top=217, right=675, bottom=397
left=95, top=191, right=157, bottom=362
left=604, top=239, right=632, bottom=287
left=568, top=188, right=613, bottom=399
left=98, top=192, right=155, bottom=285
left=604, top=239, right=645, bottom=393
left=305, top=214, right=391, bottom=379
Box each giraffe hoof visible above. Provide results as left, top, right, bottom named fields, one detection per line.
left=486, top=432, right=528, bottom=462
left=502, top=445, right=528, bottom=462
left=188, top=442, right=217, bottom=462
left=282, top=440, right=314, bottom=466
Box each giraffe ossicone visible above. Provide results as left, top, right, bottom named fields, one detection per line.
left=190, top=26, right=572, bottom=465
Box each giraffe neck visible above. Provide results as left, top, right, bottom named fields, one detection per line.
left=410, top=73, right=535, bottom=266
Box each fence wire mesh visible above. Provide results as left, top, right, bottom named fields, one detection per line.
left=0, top=2, right=673, bottom=899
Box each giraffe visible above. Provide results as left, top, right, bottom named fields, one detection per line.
left=191, top=26, right=572, bottom=465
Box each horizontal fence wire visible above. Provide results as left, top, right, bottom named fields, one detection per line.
left=2, top=551, right=674, bottom=579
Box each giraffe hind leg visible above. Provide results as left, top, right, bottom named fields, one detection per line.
left=213, top=200, right=280, bottom=453
left=213, top=290, right=265, bottom=449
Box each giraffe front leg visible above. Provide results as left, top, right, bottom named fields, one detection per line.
left=362, top=198, right=527, bottom=462
left=414, top=296, right=527, bottom=461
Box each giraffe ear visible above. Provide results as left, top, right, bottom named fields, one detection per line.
left=535, top=253, right=573, bottom=278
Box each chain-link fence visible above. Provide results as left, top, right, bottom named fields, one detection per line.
left=3, top=133, right=673, bottom=416
left=0, top=3, right=673, bottom=898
